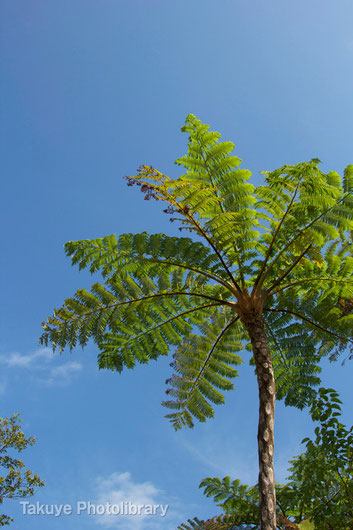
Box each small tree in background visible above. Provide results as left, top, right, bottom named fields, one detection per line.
left=0, top=414, right=44, bottom=526
left=179, top=388, right=353, bottom=530
left=41, top=115, right=353, bottom=529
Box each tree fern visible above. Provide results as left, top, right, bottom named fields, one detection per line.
left=41, top=115, right=353, bottom=529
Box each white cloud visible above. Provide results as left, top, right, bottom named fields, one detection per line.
left=92, top=472, right=184, bottom=530
left=0, top=348, right=82, bottom=386
left=0, top=348, right=53, bottom=368
left=45, top=361, right=82, bottom=386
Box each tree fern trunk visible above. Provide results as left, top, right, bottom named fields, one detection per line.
left=243, top=313, right=276, bottom=530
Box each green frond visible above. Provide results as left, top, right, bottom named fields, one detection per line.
left=343, top=164, right=353, bottom=193
left=125, top=116, right=260, bottom=278
left=252, top=159, right=353, bottom=293
left=65, top=232, right=227, bottom=281
left=263, top=277, right=353, bottom=405
left=263, top=310, right=322, bottom=408
left=40, top=263, right=229, bottom=371
left=163, top=312, right=243, bottom=430
left=64, top=231, right=242, bottom=306
left=198, top=476, right=259, bottom=526
left=175, top=115, right=259, bottom=264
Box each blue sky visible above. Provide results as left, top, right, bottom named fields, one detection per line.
left=1, top=1, right=353, bottom=528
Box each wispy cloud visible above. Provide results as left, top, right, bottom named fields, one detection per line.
left=45, top=361, right=82, bottom=385
left=179, top=423, right=305, bottom=486
left=92, top=472, right=184, bottom=530
left=0, top=348, right=82, bottom=386
left=0, top=348, right=53, bottom=368
left=179, top=433, right=258, bottom=486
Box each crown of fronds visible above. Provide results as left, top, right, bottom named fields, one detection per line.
left=41, top=114, right=353, bottom=428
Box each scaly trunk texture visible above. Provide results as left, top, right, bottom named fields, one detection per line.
left=243, top=312, right=277, bottom=530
